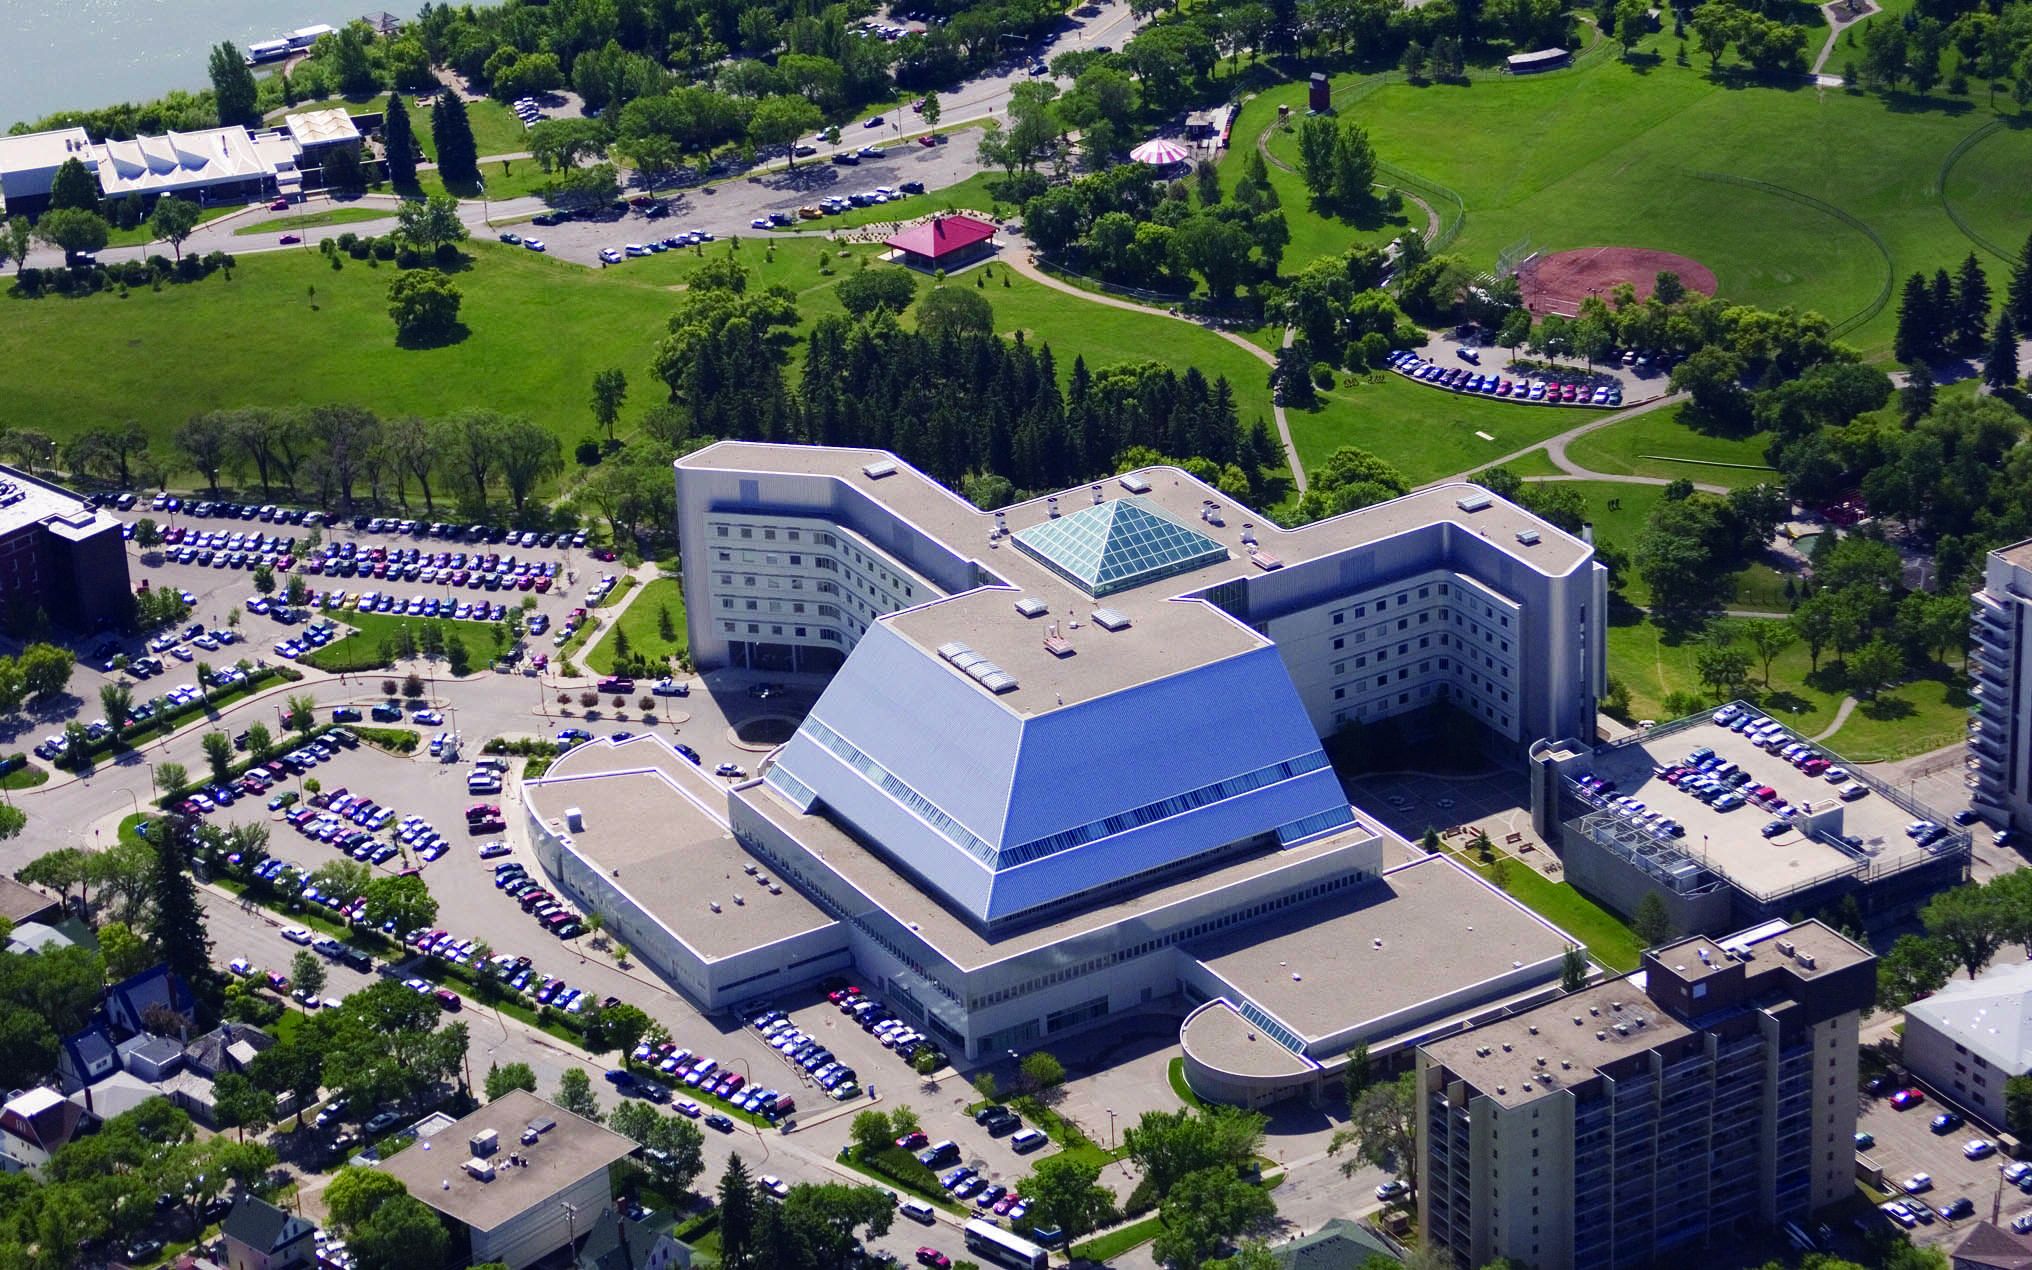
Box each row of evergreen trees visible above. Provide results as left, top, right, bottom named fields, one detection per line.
left=1892, top=233, right=2032, bottom=387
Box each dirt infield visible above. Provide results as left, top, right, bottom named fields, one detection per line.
left=1517, top=247, right=1718, bottom=317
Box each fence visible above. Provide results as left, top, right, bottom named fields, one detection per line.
left=1935, top=118, right=2014, bottom=263
left=1691, top=172, right=1893, bottom=338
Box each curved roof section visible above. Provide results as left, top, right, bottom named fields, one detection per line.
left=1013, top=496, right=1229, bottom=596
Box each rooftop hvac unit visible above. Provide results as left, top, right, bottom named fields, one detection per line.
left=1202, top=502, right=1224, bottom=526
left=743, top=863, right=757, bottom=875
left=709, top=901, right=721, bottom=913
left=1091, top=608, right=1131, bottom=632
left=1457, top=492, right=1493, bottom=513
left=732, top=894, right=744, bottom=905
left=463, top=1158, right=496, bottom=1181
left=1776, top=939, right=1796, bottom=957
left=1516, top=529, right=1541, bottom=546
left=936, top=641, right=974, bottom=662
left=1796, top=952, right=1816, bottom=970
left=980, top=671, right=1019, bottom=694
left=1119, top=473, right=1151, bottom=494
left=1250, top=550, right=1283, bottom=571
left=1241, top=523, right=1258, bottom=547
left=1042, top=635, right=1074, bottom=658
left=862, top=460, right=897, bottom=479
left=767, top=884, right=782, bottom=895
left=1014, top=597, right=1049, bottom=618
left=1047, top=496, right=1059, bottom=518
left=470, top=1129, right=499, bottom=1157
left=951, top=650, right=986, bottom=672
left=565, top=807, right=583, bottom=831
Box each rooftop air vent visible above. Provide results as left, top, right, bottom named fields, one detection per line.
left=1613, top=1023, right=1629, bottom=1036
left=1500, top=1042, right=1512, bottom=1053
left=1528, top=1025, right=1538, bottom=1035
left=743, top=863, right=757, bottom=875
left=1241, top=523, right=1258, bottom=547
left=1596, top=1031, right=1606, bottom=1040
left=936, top=641, right=974, bottom=662
left=732, top=894, right=744, bottom=906
left=1091, top=608, right=1131, bottom=632
left=1516, top=529, right=1541, bottom=546
left=1796, top=952, right=1816, bottom=970
left=1119, top=473, right=1152, bottom=494
left=1047, top=496, right=1060, bottom=518
left=1043, top=635, right=1074, bottom=658
left=1560, top=1060, right=1572, bottom=1070
left=980, top=671, right=1019, bottom=694
left=768, top=884, right=782, bottom=895
left=709, top=901, right=721, bottom=913
left=1092, top=484, right=1105, bottom=505
left=862, top=459, right=897, bottom=480
left=1776, top=939, right=1796, bottom=957
left=1014, top=597, right=1050, bottom=618
left=1457, top=492, right=1493, bottom=513
left=1202, top=502, right=1224, bottom=526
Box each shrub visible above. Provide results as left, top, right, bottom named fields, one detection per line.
left=1312, top=362, right=1336, bottom=390
left=373, top=237, right=398, bottom=261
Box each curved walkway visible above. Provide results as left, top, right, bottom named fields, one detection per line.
left=1418, top=390, right=1695, bottom=490
left=1812, top=0, right=1878, bottom=76
left=997, top=248, right=1310, bottom=492
left=1811, top=695, right=1858, bottom=742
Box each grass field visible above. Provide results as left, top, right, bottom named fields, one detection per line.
left=1227, top=36, right=2025, bottom=359
left=419, top=157, right=553, bottom=203
left=1557, top=480, right=1798, bottom=610
left=105, top=204, right=239, bottom=248
left=280, top=95, right=529, bottom=164
left=234, top=208, right=396, bottom=237
left=1288, top=373, right=1593, bottom=484
left=584, top=577, right=686, bottom=674
left=301, top=606, right=511, bottom=671
left=1562, top=406, right=1779, bottom=488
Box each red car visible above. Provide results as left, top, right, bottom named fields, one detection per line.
left=269, top=198, right=290, bottom=211
left=279, top=234, right=301, bottom=244
left=896, top=1130, right=929, bottom=1150
left=916, top=1251, right=950, bottom=1269
left=1891, top=1088, right=1926, bottom=1110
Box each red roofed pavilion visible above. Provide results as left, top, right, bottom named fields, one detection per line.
left=883, top=213, right=998, bottom=271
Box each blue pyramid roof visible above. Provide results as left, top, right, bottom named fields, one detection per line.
left=1011, top=497, right=1228, bottom=597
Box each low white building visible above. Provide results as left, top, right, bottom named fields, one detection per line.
left=94, top=126, right=295, bottom=205
left=0, top=127, right=96, bottom=216
left=1903, top=960, right=2032, bottom=1128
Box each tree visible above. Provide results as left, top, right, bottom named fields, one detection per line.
left=287, top=693, right=319, bottom=734
left=211, top=1072, right=277, bottom=1142
left=387, top=270, right=463, bottom=346
left=1848, top=637, right=1905, bottom=697
left=1294, top=115, right=1339, bottom=204
left=431, top=96, right=480, bottom=184
left=1633, top=890, right=1674, bottom=947
left=584, top=1002, right=653, bottom=1055
left=1924, top=884, right=2008, bottom=978
left=394, top=194, right=467, bottom=254
left=1020, top=1050, right=1066, bottom=1095
left=528, top=118, right=610, bottom=172
left=719, top=1154, right=758, bottom=1270
left=383, top=93, right=418, bottom=188
left=1693, top=642, right=1751, bottom=703
left=610, top=1102, right=707, bottom=1192
left=914, top=285, right=995, bottom=340
left=591, top=369, right=628, bottom=442
left=34, top=207, right=109, bottom=264
left=2009, top=229, right=2032, bottom=332
left=148, top=197, right=202, bottom=262
left=779, top=1183, right=896, bottom=1268
left=2006, top=1075, right=2032, bottom=1143
left=1877, top=933, right=1955, bottom=1010
left=207, top=42, right=261, bottom=127
left=1010, top=1152, right=1114, bottom=1240
left=18, top=847, right=92, bottom=914
left=849, top=1108, right=894, bottom=1157
left=1987, top=313, right=2020, bottom=389
left=99, top=680, right=133, bottom=734
left=1690, top=3, right=1735, bottom=69
left=47, top=157, right=99, bottom=213
left=554, top=1067, right=603, bottom=1122
left=290, top=949, right=326, bottom=1003
left=1151, top=1167, right=1277, bottom=1270
left=156, top=761, right=188, bottom=797
left=1744, top=621, right=1797, bottom=685
left=201, top=731, right=233, bottom=783
left=1616, top=0, right=1648, bottom=54
left=837, top=268, right=920, bottom=318
left=1342, top=1041, right=1373, bottom=1107
left=1123, top=1105, right=1267, bottom=1195
left=485, top=1060, right=538, bottom=1101
left=1330, top=1071, right=1419, bottom=1202
left=361, top=874, right=438, bottom=936
left=4, top=217, right=29, bottom=274
left=149, top=820, right=210, bottom=985
left=352, top=1193, right=448, bottom=1270
left=749, top=95, right=824, bottom=165
left=1562, top=945, right=1590, bottom=992
left=920, top=93, right=942, bottom=128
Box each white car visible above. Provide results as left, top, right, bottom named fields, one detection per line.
left=1906, top=1172, right=1934, bottom=1194
left=413, top=709, right=444, bottom=725
left=524, top=239, right=546, bottom=252
left=759, top=1175, right=790, bottom=1198
left=2015, top=1212, right=2032, bottom=1235
left=625, top=243, right=650, bottom=256
left=1882, top=1201, right=1916, bottom=1227
left=1966, top=1139, right=1997, bottom=1160
left=281, top=926, right=313, bottom=945
left=600, top=248, right=622, bottom=263
left=227, top=958, right=255, bottom=976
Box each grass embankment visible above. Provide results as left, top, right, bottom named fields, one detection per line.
left=302, top=607, right=513, bottom=673
left=585, top=577, right=686, bottom=675
left=234, top=208, right=395, bottom=237
left=1286, top=372, right=1593, bottom=484
left=104, top=204, right=239, bottom=248
left=1071, top=1215, right=1165, bottom=1264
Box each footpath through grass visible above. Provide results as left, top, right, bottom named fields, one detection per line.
left=1562, top=405, right=1778, bottom=488
left=1287, top=372, right=1586, bottom=484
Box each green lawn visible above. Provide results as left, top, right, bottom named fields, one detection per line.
left=0, top=244, right=679, bottom=452
left=1071, top=1215, right=1164, bottom=1264
left=105, top=204, right=239, bottom=248
left=585, top=577, right=686, bottom=675
left=1450, top=848, right=1643, bottom=971
left=1489, top=447, right=1564, bottom=478
left=285, top=94, right=528, bottom=163
left=1561, top=405, right=1779, bottom=488
left=234, top=208, right=396, bottom=237
left=419, top=157, right=553, bottom=203
left=1227, top=33, right=2025, bottom=358
left=1938, top=118, right=2032, bottom=262
left=1822, top=672, right=1974, bottom=762
left=1288, top=374, right=1592, bottom=485
left=302, top=606, right=512, bottom=672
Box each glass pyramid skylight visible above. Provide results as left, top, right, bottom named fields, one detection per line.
left=1012, top=497, right=1229, bottom=597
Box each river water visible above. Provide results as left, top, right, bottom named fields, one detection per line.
left=2, top=0, right=338, bottom=131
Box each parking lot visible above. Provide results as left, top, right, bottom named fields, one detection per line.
left=1857, top=1085, right=2027, bottom=1243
